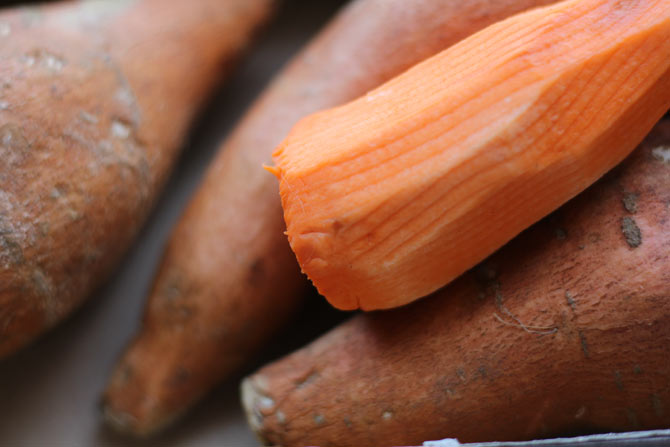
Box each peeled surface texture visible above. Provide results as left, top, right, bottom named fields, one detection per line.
left=245, top=120, right=670, bottom=447
left=0, top=0, right=273, bottom=359
left=101, top=0, right=561, bottom=437
left=273, top=0, right=670, bottom=310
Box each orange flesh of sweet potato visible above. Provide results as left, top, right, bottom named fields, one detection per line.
left=101, top=0, right=562, bottom=437
left=0, top=0, right=273, bottom=358
left=273, top=0, right=670, bottom=310
left=244, top=120, right=670, bottom=447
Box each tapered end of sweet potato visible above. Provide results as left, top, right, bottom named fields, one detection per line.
left=101, top=403, right=149, bottom=438
left=241, top=376, right=272, bottom=446
left=102, top=333, right=188, bottom=437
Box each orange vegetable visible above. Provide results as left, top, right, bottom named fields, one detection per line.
left=273, top=0, right=670, bottom=310
left=102, top=0, right=560, bottom=436
left=245, top=120, right=670, bottom=446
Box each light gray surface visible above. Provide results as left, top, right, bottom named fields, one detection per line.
left=424, top=430, right=670, bottom=447
left=0, top=1, right=343, bottom=446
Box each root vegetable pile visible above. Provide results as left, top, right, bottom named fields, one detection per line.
left=1, top=0, right=667, bottom=444
left=244, top=120, right=670, bottom=447
left=102, top=0, right=561, bottom=436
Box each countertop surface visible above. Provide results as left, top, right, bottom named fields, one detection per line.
left=0, top=1, right=345, bottom=445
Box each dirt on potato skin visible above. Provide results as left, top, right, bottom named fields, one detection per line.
left=243, top=121, right=670, bottom=447
left=0, top=0, right=274, bottom=358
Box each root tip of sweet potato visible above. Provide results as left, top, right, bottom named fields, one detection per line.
left=100, top=391, right=175, bottom=439
left=241, top=377, right=273, bottom=445
left=101, top=401, right=141, bottom=436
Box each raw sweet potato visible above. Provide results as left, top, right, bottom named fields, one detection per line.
left=272, top=0, right=670, bottom=311
left=243, top=120, right=670, bottom=446
left=102, top=0, right=561, bottom=437
left=0, top=0, right=273, bottom=358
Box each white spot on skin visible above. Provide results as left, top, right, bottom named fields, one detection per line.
left=0, top=101, right=9, bottom=111
left=0, top=22, right=10, bottom=37
left=652, top=145, right=670, bottom=163
left=258, top=396, right=275, bottom=409
left=43, top=54, right=64, bottom=71
left=276, top=411, right=286, bottom=424
left=115, top=87, right=135, bottom=107
left=21, top=50, right=65, bottom=72
left=1, top=123, right=29, bottom=166
left=21, top=55, right=36, bottom=67
left=49, top=188, right=62, bottom=199
left=382, top=410, right=393, bottom=420
left=79, top=111, right=99, bottom=124
left=66, top=208, right=81, bottom=221
left=0, top=190, right=14, bottom=212
left=111, top=120, right=131, bottom=139
left=575, top=406, right=587, bottom=419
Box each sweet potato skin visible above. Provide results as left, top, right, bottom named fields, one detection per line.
left=0, top=0, right=273, bottom=358
left=243, top=121, right=670, bottom=447
left=101, top=0, right=562, bottom=436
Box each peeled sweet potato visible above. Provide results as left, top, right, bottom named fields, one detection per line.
left=242, top=121, right=670, bottom=447
left=101, top=0, right=562, bottom=436
left=0, top=0, right=273, bottom=358
left=272, top=0, right=670, bottom=311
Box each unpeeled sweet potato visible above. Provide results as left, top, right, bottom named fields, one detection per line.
left=243, top=121, right=670, bottom=447
left=0, top=0, right=273, bottom=358
left=102, top=0, right=562, bottom=436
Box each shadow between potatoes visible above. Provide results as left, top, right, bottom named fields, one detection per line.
left=249, top=286, right=353, bottom=372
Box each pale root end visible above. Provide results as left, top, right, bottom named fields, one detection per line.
left=101, top=393, right=184, bottom=438
left=241, top=376, right=272, bottom=446
left=101, top=403, right=141, bottom=436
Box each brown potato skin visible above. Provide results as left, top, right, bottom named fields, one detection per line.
left=242, top=121, right=670, bottom=447
left=101, top=0, right=562, bottom=436
left=0, top=0, right=273, bottom=358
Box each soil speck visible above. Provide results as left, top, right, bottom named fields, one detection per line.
left=622, top=192, right=638, bottom=214
left=651, top=145, right=670, bottom=164
left=111, top=119, right=131, bottom=139
left=621, top=217, right=642, bottom=248
left=565, top=291, right=577, bottom=311
left=79, top=111, right=99, bottom=124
